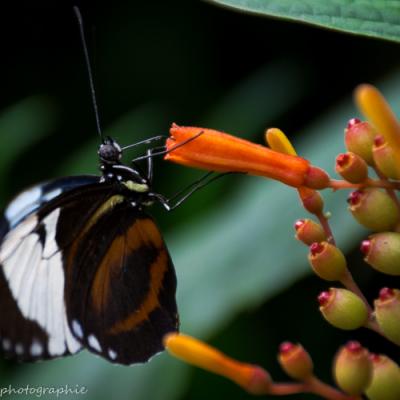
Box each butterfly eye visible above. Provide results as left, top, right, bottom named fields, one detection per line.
left=98, top=141, right=122, bottom=163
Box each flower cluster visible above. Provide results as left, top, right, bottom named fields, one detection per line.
left=163, top=84, right=400, bottom=399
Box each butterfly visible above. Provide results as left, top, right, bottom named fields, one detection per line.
left=0, top=136, right=180, bottom=365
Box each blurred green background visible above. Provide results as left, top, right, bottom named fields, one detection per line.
left=1, top=1, right=400, bottom=399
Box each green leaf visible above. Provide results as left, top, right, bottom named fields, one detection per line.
left=206, top=0, right=400, bottom=42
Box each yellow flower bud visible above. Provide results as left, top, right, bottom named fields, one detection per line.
left=348, top=189, right=399, bottom=232
left=333, top=341, right=372, bottom=395
left=278, top=342, right=313, bottom=380
left=361, top=232, right=400, bottom=276
left=374, top=288, right=400, bottom=345
left=318, top=288, right=368, bottom=330
left=308, top=242, right=347, bottom=281
left=365, top=354, right=400, bottom=400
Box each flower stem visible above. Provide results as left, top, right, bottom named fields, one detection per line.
left=269, top=377, right=361, bottom=399
left=340, top=271, right=387, bottom=338
left=329, top=178, right=396, bottom=191
left=316, top=211, right=336, bottom=245
left=304, top=376, right=362, bottom=400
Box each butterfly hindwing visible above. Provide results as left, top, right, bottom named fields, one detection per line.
left=63, top=198, right=178, bottom=364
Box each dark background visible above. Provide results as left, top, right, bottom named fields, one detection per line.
left=0, top=1, right=399, bottom=399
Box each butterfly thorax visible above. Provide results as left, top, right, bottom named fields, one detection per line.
left=98, top=137, right=154, bottom=208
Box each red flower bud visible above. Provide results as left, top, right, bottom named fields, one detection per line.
left=335, top=152, right=368, bottom=183
left=344, top=119, right=377, bottom=165
left=294, top=219, right=326, bottom=245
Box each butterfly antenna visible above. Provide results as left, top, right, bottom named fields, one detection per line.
left=73, top=6, right=103, bottom=142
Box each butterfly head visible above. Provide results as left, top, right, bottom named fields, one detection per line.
left=98, top=137, right=122, bottom=165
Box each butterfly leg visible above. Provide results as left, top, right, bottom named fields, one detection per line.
left=149, top=172, right=235, bottom=211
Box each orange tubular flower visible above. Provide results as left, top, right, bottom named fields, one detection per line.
left=165, top=124, right=329, bottom=189
left=164, top=333, right=271, bottom=395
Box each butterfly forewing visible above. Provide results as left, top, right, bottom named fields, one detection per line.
left=0, top=176, right=178, bottom=364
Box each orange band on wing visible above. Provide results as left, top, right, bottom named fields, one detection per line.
left=91, top=218, right=165, bottom=315
left=91, top=235, right=125, bottom=313
left=108, top=250, right=169, bottom=334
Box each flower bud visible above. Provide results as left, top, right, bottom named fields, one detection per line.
left=318, top=288, right=368, bottom=330
left=294, top=219, right=326, bottom=245
left=308, top=242, right=347, bottom=281
left=344, top=119, right=377, bottom=165
left=348, top=189, right=399, bottom=232
left=372, top=135, right=400, bottom=180
left=374, top=288, right=400, bottom=345
left=335, top=152, right=368, bottom=183
left=365, top=354, right=400, bottom=400
left=303, top=166, right=330, bottom=190
left=333, top=341, right=372, bottom=395
left=297, top=187, right=324, bottom=215
left=361, top=232, right=400, bottom=275
left=278, top=342, right=313, bottom=380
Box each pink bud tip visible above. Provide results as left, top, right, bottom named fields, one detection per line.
left=347, top=190, right=363, bottom=205
left=369, top=353, right=381, bottom=363
left=279, top=341, right=295, bottom=354
left=360, top=240, right=371, bottom=255
left=346, top=341, right=362, bottom=353
left=310, top=242, right=324, bottom=256
left=379, top=287, right=395, bottom=301
left=294, top=219, right=305, bottom=231
left=374, top=135, right=385, bottom=147
left=347, top=118, right=362, bottom=129
left=336, top=153, right=350, bottom=167
left=318, top=291, right=331, bottom=306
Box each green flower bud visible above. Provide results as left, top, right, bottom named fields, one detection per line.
left=374, top=288, right=400, bottom=345
left=278, top=342, right=313, bottom=380
left=318, top=288, right=368, bottom=330
left=348, top=189, right=399, bottom=232
left=308, top=242, right=347, bottom=281
left=344, top=119, right=377, bottom=165
left=333, top=341, right=372, bottom=395
left=365, top=354, right=400, bottom=400
left=335, top=152, right=368, bottom=183
left=361, top=232, right=400, bottom=275
left=294, top=219, right=326, bottom=245
left=372, top=135, right=400, bottom=180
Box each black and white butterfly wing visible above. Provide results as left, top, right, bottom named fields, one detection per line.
left=0, top=176, right=98, bottom=361
left=0, top=176, right=179, bottom=364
